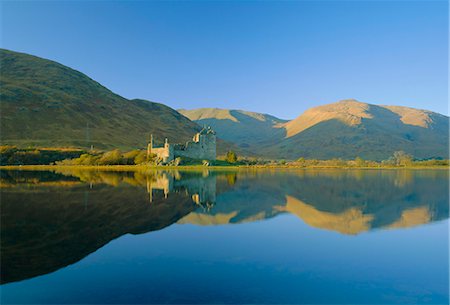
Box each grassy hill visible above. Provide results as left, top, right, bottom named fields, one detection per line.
left=183, top=100, right=449, bottom=160
left=0, top=49, right=204, bottom=150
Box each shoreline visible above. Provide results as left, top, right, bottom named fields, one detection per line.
left=1, top=164, right=448, bottom=171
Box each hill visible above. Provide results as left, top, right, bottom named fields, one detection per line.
left=178, top=108, right=287, bottom=150
left=0, top=49, right=203, bottom=150
left=272, top=99, right=449, bottom=160
left=2, top=49, right=447, bottom=160
left=183, top=100, right=449, bottom=160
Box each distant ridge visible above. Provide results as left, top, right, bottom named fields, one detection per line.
left=281, top=99, right=443, bottom=137
left=182, top=100, right=449, bottom=160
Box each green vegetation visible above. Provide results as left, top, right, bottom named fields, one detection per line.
left=55, top=149, right=154, bottom=166
left=390, top=150, right=413, bottom=166
left=55, top=150, right=234, bottom=166
left=225, top=150, right=238, bottom=163
left=0, top=146, right=84, bottom=165
left=285, top=152, right=448, bottom=168
left=1, top=147, right=447, bottom=169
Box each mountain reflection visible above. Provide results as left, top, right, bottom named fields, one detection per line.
left=1, top=169, right=448, bottom=284
left=180, top=170, right=448, bottom=235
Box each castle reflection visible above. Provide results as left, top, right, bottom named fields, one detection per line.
left=0, top=169, right=448, bottom=284
left=146, top=171, right=216, bottom=209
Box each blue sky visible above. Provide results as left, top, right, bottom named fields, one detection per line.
left=1, top=1, right=448, bottom=119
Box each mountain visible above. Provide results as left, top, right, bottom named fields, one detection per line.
left=273, top=99, right=449, bottom=160
left=2, top=49, right=447, bottom=160
left=183, top=100, right=449, bottom=160
left=178, top=108, right=287, bottom=150
left=0, top=49, right=202, bottom=150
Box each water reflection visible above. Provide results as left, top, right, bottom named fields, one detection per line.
left=0, top=169, right=448, bottom=285
left=180, top=170, right=448, bottom=235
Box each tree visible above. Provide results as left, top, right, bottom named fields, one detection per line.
left=78, top=153, right=97, bottom=165
left=122, top=150, right=141, bottom=165
left=226, top=150, right=238, bottom=163
left=134, top=151, right=151, bottom=164
left=354, top=156, right=366, bottom=167
left=98, top=149, right=123, bottom=165
left=392, top=151, right=413, bottom=166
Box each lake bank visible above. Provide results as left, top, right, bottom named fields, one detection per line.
left=1, top=164, right=448, bottom=171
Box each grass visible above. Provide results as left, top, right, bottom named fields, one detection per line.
left=0, top=164, right=241, bottom=171
left=1, top=163, right=447, bottom=172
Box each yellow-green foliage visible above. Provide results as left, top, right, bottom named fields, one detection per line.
left=0, top=145, right=84, bottom=165
left=3, top=147, right=448, bottom=168
left=135, top=151, right=151, bottom=164
left=122, top=150, right=140, bottom=164
left=354, top=157, right=367, bottom=167
left=226, top=151, right=238, bottom=163
left=56, top=149, right=157, bottom=166
left=286, top=151, right=448, bottom=168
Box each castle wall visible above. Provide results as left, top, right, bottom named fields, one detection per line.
left=149, top=128, right=216, bottom=164
left=174, top=134, right=216, bottom=161
left=151, top=145, right=174, bottom=163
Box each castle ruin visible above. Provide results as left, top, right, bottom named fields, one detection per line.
left=148, top=127, right=216, bottom=164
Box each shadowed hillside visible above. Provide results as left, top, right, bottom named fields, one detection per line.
left=0, top=49, right=218, bottom=151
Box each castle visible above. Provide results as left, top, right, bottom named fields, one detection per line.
left=148, top=127, right=216, bottom=164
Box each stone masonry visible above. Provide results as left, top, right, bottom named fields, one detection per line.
left=148, top=127, right=216, bottom=163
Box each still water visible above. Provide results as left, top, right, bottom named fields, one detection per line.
left=0, top=169, right=448, bottom=304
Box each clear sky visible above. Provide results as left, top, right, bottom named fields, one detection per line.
left=1, top=1, right=448, bottom=119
